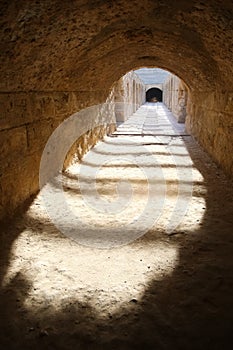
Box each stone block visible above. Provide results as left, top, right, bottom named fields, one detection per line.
left=26, top=119, right=59, bottom=152
left=0, top=126, right=27, bottom=162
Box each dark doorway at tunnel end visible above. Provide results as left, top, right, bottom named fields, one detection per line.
left=146, top=88, right=163, bottom=102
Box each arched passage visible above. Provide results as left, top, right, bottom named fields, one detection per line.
left=0, top=1, right=232, bottom=220
left=0, top=2, right=233, bottom=349
left=146, top=88, right=163, bottom=102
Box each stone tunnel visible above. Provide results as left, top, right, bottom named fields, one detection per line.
left=0, top=1, right=233, bottom=349
left=146, top=87, right=163, bottom=102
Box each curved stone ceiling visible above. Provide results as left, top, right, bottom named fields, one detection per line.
left=0, top=0, right=232, bottom=92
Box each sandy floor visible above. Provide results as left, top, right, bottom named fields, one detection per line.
left=0, top=103, right=233, bottom=349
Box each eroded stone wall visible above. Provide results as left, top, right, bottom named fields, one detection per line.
left=0, top=72, right=145, bottom=221
left=163, top=75, right=188, bottom=123
left=0, top=90, right=117, bottom=221
left=63, top=89, right=117, bottom=169
left=186, top=90, right=233, bottom=177
left=113, top=71, right=145, bottom=122
left=0, top=0, right=233, bottom=221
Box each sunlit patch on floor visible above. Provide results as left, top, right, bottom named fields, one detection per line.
left=1, top=104, right=210, bottom=320
left=3, top=226, right=179, bottom=318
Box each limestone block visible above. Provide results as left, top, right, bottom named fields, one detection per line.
left=114, top=71, right=144, bottom=122
left=185, top=91, right=233, bottom=178
left=32, top=93, right=55, bottom=119
left=26, top=119, right=59, bottom=152
left=54, top=92, right=71, bottom=115
left=0, top=126, right=27, bottom=164
left=0, top=152, right=41, bottom=218
left=225, top=93, right=233, bottom=113
left=163, top=74, right=188, bottom=123
left=0, top=93, right=31, bottom=130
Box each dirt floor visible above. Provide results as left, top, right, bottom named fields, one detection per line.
left=0, top=103, right=233, bottom=349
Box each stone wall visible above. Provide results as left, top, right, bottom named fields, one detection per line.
left=0, top=0, right=233, bottom=221
left=163, top=77, right=233, bottom=178
left=163, top=75, right=188, bottom=123
left=186, top=90, right=233, bottom=178
left=0, top=72, right=144, bottom=222
left=63, top=89, right=117, bottom=169
left=113, top=71, right=145, bottom=122
left=0, top=90, right=116, bottom=221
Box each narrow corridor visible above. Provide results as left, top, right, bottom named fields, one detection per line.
left=1, top=1, right=232, bottom=348
left=1, top=104, right=233, bottom=349
left=39, top=103, right=193, bottom=247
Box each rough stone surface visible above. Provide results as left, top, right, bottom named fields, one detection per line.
left=0, top=71, right=145, bottom=221
left=186, top=90, right=233, bottom=177
left=63, top=124, right=116, bottom=170
left=0, top=90, right=112, bottom=221
left=0, top=0, right=232, bottom=215
left=1, top=1, right=232, bottom=91
left=113, top=71, right=145, bottom=122
left=0, top=104, right=233, bottom=349
left=163, top=75, right=188, bottom=123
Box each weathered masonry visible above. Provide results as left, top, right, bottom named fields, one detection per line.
left=0, top=0, right=233, bottom=222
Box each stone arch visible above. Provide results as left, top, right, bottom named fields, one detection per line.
left=0, top=0, right=232, bottom=221
left=146, top=88, right=163, bottom=102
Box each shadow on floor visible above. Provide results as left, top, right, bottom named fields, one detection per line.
left=0, top=138, right=233, bottom=350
